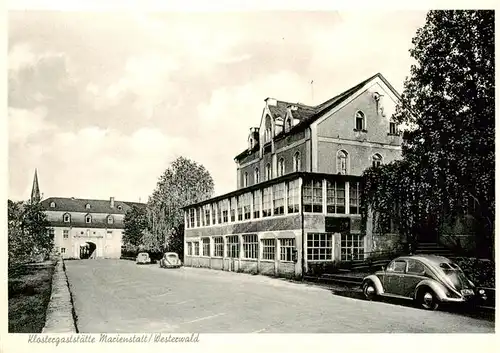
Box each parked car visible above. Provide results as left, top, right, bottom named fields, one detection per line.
left=361, top=254, right=487, bottom=310
left=159, top=252, right=182, bottom=269
left=136, top=252, right=151, bottom=265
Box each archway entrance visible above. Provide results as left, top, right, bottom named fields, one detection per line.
left=80, top=242, right=97, bottom=259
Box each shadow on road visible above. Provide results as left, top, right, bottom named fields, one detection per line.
left=329, top=286, right=495, bottom=322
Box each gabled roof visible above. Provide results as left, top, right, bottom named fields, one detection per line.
left=41, top=197, right=146, bottom=214
left=235, top=73, right=401, bottom=160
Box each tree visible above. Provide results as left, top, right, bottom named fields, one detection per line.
left=123, top=205, right=147, bottom=246
left=8, top=199, right=52, bottom=265
left=362, top=10, right=494, bottom=257
left=145, top=157, right=214, bottom=254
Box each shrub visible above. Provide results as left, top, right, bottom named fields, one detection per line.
left=454, top=257, right=495, bottom=288
left=306, top=261, right=339, bottom=276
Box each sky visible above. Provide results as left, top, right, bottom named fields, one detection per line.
left=7, top=7, right=429, bottom=203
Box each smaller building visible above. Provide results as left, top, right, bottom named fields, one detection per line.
left=40, top=196, right=144, bottom=259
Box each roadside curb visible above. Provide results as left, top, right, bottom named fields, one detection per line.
left=42, top=257, right=77, bottom=333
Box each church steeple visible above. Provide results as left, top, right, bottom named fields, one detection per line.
left=31, top=169, right=41, bottom=204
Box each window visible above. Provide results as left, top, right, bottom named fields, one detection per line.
left=214, top=237, right=224, bottom=257
left=196, top=208, right=201, bottom=227
left=107, top=216, right=114, bottom=224
left=349, top=182, right=361, bottom=214
left=327, top=181, right=345, bottom=214
left=189, top=209, right=195, bottom=228
left=255, top=168, right=260, bottom=184
left=243, top=234, right=258, bottom=259
left=48, top=228, right=55, bottom=238
left=61, top=247, right=66, bottom=254
left=226, top=235, right=239, bottom=258
left=63, top=213, right=71, bottom=223
left=407, top=259, right=425, bottom=275
left=230, top=198, right=236, bottom=222
left=337, top=150, right=348, bottom=175
left=293, top=152, right=301, bottom=172
left=273, top=183, right=285, bottom=215
left=63, top=230, right=69, bottom=239
left=217, top=202, right=222, bottom=224
left=243, top=172, right=249, bottom=187
left=211, top=204, right=217, bottom=225
left=341, top=234, right=364, bottom=261
left=355, top=111, right=365, bottom=130
left=265, top=163, right=271, bottom=181
left=117, top=205, right=122, bottom=211
left=237, top=196, right=243, bottom=221
left=262, top=187, right=272, bottom=217
left=387, top=260, right=406, bottom=273
left=253, top=190, right=261, bottom=219
left=287, top=180, right=300, bottom=213
left=222, top=200, right=229, bottom=223
left=205, top=206, right=211, bottom=226
left=187, top=242, right=192, bottom=256
left=85, top=215, right=92, bottom=223
left=280, top=238, right=295, bottom=262
left=50, top=202, right=56, bottom=208
left=303, top=179, right=323, bottom=213
left=194, top=242, right=200, bottom=256
left=307, top=233, right=332, bottom=261
left=372, top=154, right=382, bottom=168
left=241, top=193, right=251, bottom=220
left=202, top=238, right=210, bottom=257
left=107, top=230, right=112, bottom=239
left=278, top=158, right=285, bottom=177
left=262, top=239, right=276, bottom=260
left=389, top=122, right=397, bottom=135
left=85, top=203, right=91, bottom=209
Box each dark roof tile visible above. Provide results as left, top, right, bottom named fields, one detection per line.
left=41, top=197, right=145, bottom=214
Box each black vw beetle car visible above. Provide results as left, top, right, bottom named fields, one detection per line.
left=361, top=255, right=486, bottom=310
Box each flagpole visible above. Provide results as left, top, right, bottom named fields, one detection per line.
left=311, top=80, right=314, bottom=104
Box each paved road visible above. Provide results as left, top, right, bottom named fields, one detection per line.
left=65, top=259, right=495, bottom=333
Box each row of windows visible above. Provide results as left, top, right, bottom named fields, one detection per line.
left=186, top=233, right=364, bottom=262
left=354, top=110, right=398, bottom=135
left=186, top=236, right=296, bottom=262
left=243, top=152, right=301, bottom=187
left=242, top=151, right=383, bottom=188
left=48, top=228, right=119, bottom=239
left=186, top=180, right=362, bottom=229
left=62, top=213, right=114, bottom=224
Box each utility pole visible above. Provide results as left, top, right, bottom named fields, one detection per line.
left=311, top=80, right=314, bottom=104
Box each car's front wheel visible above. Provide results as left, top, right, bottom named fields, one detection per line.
left=362, top=281, right=377, bottom=301
left=417, top=288, right=439, bottom=310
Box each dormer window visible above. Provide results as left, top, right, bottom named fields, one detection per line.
left=286, top=117, right=293, bottom=131
left=248, top=136, right=255, bottom=150
left=85, top=203, right=91, bottom=209
left=107, top=216, right=114, bottom=225
left=117, top=205, right=122, bottom=211
left=355, top=111, right=365, bottom=131
left=85, top=214, right=92, bottom=224
left=63, top=213, right=71, bottom=223
left=372, top=154, right=383, bottom=168
left=50, top=202, right=56, bottom=208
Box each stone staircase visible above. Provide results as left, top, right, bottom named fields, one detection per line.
left=414, top=242, right=454, bottom=257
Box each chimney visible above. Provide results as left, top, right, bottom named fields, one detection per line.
left=110, top=197, right=115, bottom=208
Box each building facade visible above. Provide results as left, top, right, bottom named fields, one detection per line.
left=40, top=196, right=144, bottom=259
left=183, top=73, right=404, bottom=278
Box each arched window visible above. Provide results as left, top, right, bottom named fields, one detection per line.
left=265, top=163, right=271, bottom=181
left=255, top=168, right=260, bottom=184
left=355, top=111, right=365, bottom=131
left=264, top=115, right=272, bottom=143
left=63, top=213, right=71, bottom=223
left=85, top=203, right=91, bottom=209
left=337, top=150, right=349, bottom=175
left=117, top=205, right=122, bottom=211
left=107, top=216, right=114, bottom=225
left=248, top=136, right=254, bottom=150
left=85, top=214, right=92, bottom=224
left=278, top=158, right=285, bottom=177
left=293, top=152, right=301, bottom=172
left=372, top=154, right=383, bottom=168
left=243, top=172, right=249, bottom=187
left=50, top=202, right=56, bottom=208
